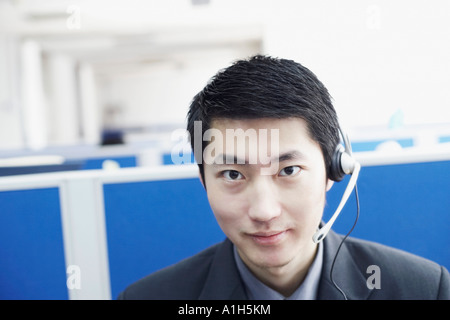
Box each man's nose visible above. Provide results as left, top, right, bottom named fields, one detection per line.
left=247, top=179, right=282, bottom=222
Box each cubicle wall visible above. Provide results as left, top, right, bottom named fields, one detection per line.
left=0, top=187, right=68, bottom=299
left=324, top=159, right=450, bottom=270
left=104, top=177, right=224, bottom=299
left=0, top=149, right=449, bottom=299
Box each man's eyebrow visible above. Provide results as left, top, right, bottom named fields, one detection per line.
left=212, top=150, right=306, bottom=165
left=276, top=150, right=306, bottom=162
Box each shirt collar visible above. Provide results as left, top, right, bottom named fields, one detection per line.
left=233, top=241, right=323, bottom=300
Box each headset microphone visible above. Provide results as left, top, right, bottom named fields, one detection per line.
left=312, top=130, right=361, bottom=244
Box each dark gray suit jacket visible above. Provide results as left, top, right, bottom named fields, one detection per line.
left=118, top=230, right=450, bottom=300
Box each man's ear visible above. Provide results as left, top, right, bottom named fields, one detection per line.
left=326, top=179, right=334, bottom=192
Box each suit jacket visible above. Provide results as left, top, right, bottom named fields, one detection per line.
left=118, top=230, right=450, bottom=300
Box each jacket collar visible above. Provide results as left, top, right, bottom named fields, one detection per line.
left=318, top=229, right=372, bottom=300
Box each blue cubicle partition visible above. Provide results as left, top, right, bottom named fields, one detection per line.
left=0, top=188, right=68, bottom=300
left=82, top=156, right=137, bottom=170
left=103, top=177, right=225, bottom=300
left=324, top=160, right=450, bottom=270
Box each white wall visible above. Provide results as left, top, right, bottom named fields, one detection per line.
left=20, top=40, right=49, bottom=150
left=263, top=0, right=450, bottom=128
left=0, top=36, right=24, bottom=150
left=45, top=53, right=80, bottom=145
left=96, top=45, right=260, bottom=129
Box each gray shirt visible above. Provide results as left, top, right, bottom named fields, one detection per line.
left=233, top=242, right=323, bottom=300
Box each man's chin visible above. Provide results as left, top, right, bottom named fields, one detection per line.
left=240, top=247, right=294, bottom=271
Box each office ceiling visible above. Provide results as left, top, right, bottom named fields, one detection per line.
left=1, top=0, right=265, bottom=65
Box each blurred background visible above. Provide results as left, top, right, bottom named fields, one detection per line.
left=1, top=0, right=449, bottom=155
left=0, top=0, right=449, bottom=300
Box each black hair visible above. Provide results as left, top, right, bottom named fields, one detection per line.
left=187, top=55, right=340, bottom=182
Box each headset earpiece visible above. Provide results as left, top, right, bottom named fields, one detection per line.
left=313, top=128, right=361, bottom=244
left=329, top=129, right=358, bottom=182
left=330, top=145, right=346, bottom=182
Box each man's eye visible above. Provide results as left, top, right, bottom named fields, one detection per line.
left=279, top=166, right=301, bottom=176
left=222, top=170, right=243, bottom=181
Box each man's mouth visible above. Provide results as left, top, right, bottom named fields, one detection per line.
left=247, top=230, right=288, bottom=246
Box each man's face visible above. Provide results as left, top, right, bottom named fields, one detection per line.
left=202, top=117, right=333, bottom=272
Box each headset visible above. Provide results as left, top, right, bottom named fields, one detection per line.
left=311, top=126, right=361, bottom=300
left=312, top=127, right=361, bottom=244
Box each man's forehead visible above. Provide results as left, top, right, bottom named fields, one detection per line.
left=207, top=117, right=315, bottom=147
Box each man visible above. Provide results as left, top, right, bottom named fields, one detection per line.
left=118, top=55, right=450, bottom=300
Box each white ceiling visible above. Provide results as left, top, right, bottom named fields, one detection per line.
left=1, top=0, right=266, bottom=61
left=0, top=0, right=266, bottom=79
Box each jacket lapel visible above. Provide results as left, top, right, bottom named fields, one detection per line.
left=318, top=230, right=372, bottom=300
left=198, top=238, right=248, bottom=300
